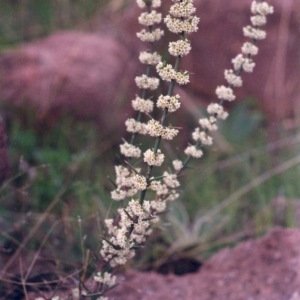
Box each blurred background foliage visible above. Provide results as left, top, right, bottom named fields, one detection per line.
left=0, top=0, right=108, bottom=49
left=0, top=0, right=299, bottom=279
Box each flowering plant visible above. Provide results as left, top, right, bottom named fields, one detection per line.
left=39, top=0, right=274, bottom=299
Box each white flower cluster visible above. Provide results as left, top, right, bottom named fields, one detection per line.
left=94, top=272, right=116, bottom=288
left=199, top=117, right=218, bottom=131
left=125, top=118, right=148, bottom=135
left=184, top=145, right=203, bottom=158
left=243, top=1, right=273, bottom=40
left=136, top=0, right=161, bottom=9
left=157, top=94, right=181, bottom=113
left=138, top=11, right=162, bottom=26
left=164, top=15, right=199, bottom=35
left=139, top=51, right=162, bottom=65
left=192, top=128, right=213, bottom=145
left=215, top=85, right=236, bottom=102
left=143, top=149, right=165, bottom=166
left=101, top=199, right=152, bottom=267
left=149, top=179, right=179, bottom=202
left=136, top=0, right=164, bottom=43
left=164, top=0, right=198, bottom=60
left=168, top=39, right=191, bottom=57
left=215, top=1, right=273, bottom=102
left=224, top=69, right=242, bottom=87
left=185, top=0, right=273, bottom=163
left=147, top=119, right=179, bottom=140
left=135, top=74, right=159, bottom=90
left=243, top=26, right=266, bottom=40
left=241, top=42, right=258, bottom=56
left=251, top=1, right=274, bottom=16
left=137, top=28, right=164, bottom=42
left=207, top=103, right=228, bottom=120
left=132, top=96, right=154, bottom=113
left=172, top=159, right=183, bottom=171
left=131, top=174, right=148, bottom=191
left=156, top=62, right=189, bottom=85
left=118, top=0, right=163, bottom=177
left=163, top=171, right=180, bottom=188
left=110, top=166, right=140, bottom=201
left=120, top=141, right=141, bottom=158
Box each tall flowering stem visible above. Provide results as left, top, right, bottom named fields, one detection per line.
left=178, top=0, right=274, bottom=175
left=87, top=1, right=274, bottom=299
left=100, top=0, right=199, bottom=277
left=128, top=0, right=163, bottom=147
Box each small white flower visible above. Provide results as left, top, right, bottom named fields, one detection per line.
left=251, top=1, right=274, bottom=16
left=251, top=15, right=267, bottom=26
left=137, top=28, right=164, bottom=42
left=163, top=171, right=180, bottom=188
left=241, top=42, right=258, bottom=56
left=132, top=96, right=154, bottom=113
left=243, top=58, right=256, bottom=72
left=128, top=199, right=148, bottom=218
left=192, top=128, right=213, bottom=145
left=143, top=149, right=165, bottom=166
left=169, top=2, right=196, bottom=18
left=120, top=142, right=141, bottom=158
left=161, top=127, right=179, bottom=140
left=146, top=119, right=164, bottom=137
left=224, top=69, right=243, bottom=87
left=137, top=0, right=161, bottom=9
left=157, top=94, right=181, bottom=112
left=138, top=11, right=162, bottom=26
left=243, top=26, right=266, bottom=40
left=199, top=117, right=218, bottom=131
left=184, top=145, right=203, bottom=158
left=174, top=71, right=189, bottom=85
left=215, top=85, right=236, bottom=102
left=153, top=182, right=169, bottom=195
left=125, top=188, right=138, bottom=197
left=232, top=54, right=245, bottom=70
left=111, top=188, right=127, bottom=201
left=164, top=15, right=200, bottom=34
left=150, top=200, right=166, bottom=213
left=164, top=190, right=180, bottom=202
left=172, top=159, right=183, bottom=171
left=125, top=118, right=142, bottom=133
left=156, top=62, right=177, bottom=82
left=168, top=39, right=191, bottom=57
left=94, top=272, right=117, bottom=288
left=139, top=51, right=161, bottom=65
left=131, top=174, right=147, bottom=191
left=207, top=103, right=228, bottom=120
left=135, top=75, right=160, bottom=90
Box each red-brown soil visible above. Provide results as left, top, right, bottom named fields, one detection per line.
left=25, top=227, right=300, bottom=300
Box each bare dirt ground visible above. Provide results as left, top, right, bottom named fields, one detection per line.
left=25, top=227, right=300, bottom=300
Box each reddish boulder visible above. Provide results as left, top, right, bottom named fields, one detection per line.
left=0, top=31, right=137, bottom=139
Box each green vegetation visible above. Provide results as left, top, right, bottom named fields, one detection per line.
left=0, top=0, right=108, bottom=49
left=1, top=102, right=300, bottom=274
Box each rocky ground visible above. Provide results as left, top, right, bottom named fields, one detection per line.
left=24, top=227, right=300, bottom=300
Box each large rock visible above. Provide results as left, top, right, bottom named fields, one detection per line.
left=0, top=31, right=136, bottom=140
